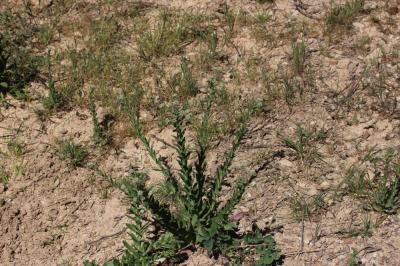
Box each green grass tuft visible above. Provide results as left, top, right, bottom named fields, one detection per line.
left=55, top=139, right=88, bottom=168
left=325, top=0, right=364, bottom=33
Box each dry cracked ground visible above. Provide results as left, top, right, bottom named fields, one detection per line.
left=0, top=0, right=400, bottom=265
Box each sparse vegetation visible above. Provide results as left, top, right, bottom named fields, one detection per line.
left=43, top=52, right=66, bottom=110
left=325, top=0, right=365, bottom=33
left=0, top=0, right=399, bottom=265
left=0, top=166, right=9, bottom=189
left=55, top=139, right=88, bottom=168
left=0, top=30, right=39, bottom=96
left=7, top=140, right=25, bottom=157
left=282, top=75, right=299, bottom=109
left=343, top=149, right=400, bottom=214
left=89, top=88, right=111, bottom=146
left=281, top=125, right=327, bottom=166
left=176, top=57, right=198, bottom=98
left=347, top=248, right=361, bottom=266
left=289, top=192, right=326, bottom=221
left=37, top=23, right=56, bottom=46
left=137, top=11, right=201, bottom=60
left=292, top=41, right=306, bottom=75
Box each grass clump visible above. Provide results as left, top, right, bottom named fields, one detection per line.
left=55, top=139, right=87, bottom=168
left=7, top=140, right=25, bottom=157
left=349, top=215, right=372, bottom=238
left=89, top=88, right=111, bottom=146
left=137, top=12, right=198, bottom=60
left=37, top=23, right=56, bottom=46
left=325, top=0, right=364, bottom=33
left=343, top=149, right=400, bottom=214
left=289, top=192, right=326, bottom=221
left=43, top=52, right=66, bottom=110
left=347, top=248, right=361, bottom=266
left=168, top=57, right=199, bottom=100
left=86, top=81, right=281, bottom=265
left=281, top=125, right=327, bottom=166
left=0, top=166, right=10, bottom=190
left=370, top=151, right=400, bottom=214
left=281, top=75, right=302, bottom=111
left=292, top=41, right=306, bottom=75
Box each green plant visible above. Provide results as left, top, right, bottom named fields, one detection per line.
left=289, top=192, right=326, bottom=221
left=360, top=56, right=397, bottom=114
left=281, top=125, right=326, bottom=166
left=292, top=41, right=306, bottom=75
left=0, top=7, right=42, bottom=96
left=88, top=18, right=121, bottom=51
left=43, top=52, right=66, bottom=110
left=369, top=151, right=400, bottom=214
left=347, top=248, right=361, bottom=266
left=55, top=139, right=88, bottom=168
left=343, top=164, right=371, bottom=197
left=168, top=57, right=199, bottom=100
left=221, top=5, right=238, bottom=42
left=197, top=28, right=220, bottom=71
left=137, top=12, right=195, bottom=60
left=347, top=215, right=372, bottom=238
left=88, top=81, right=281, bottom=265
left=325, top=0, right=364, bottom=33
left=37, top=23, right=55, bottom=46
left=206, top=28, right=218, bottom=58
left=7, top=140, right=25, bottom=157
left=0, top=33, right=38, bottom=95
left=0, top=166, right=9, bottom=189
left=282, top=75, right=300, bottom=110
left=249, top=13, right=273, bottom=43
left=343, top=149, right=400, bottom=214
left=14, top=164, right=26, bottom=177
left=240, top=224, right=282, bottom=265
left=89, top=88, right=111, bottom=146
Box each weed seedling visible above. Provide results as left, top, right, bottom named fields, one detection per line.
left=348, top=215, right=372, bottom=238
left=369, top=151, right=400, bottom=214
left=343, top=149, right=400, bottom=214
left=7, top=140, right=25, bottom=157
left=38, top=23, right=55, bottom=46
left=292, top=41, right=306, bottom=75
left=344, top=165, right=371, bottom=197
left=0, top=9, right=40, bottom=96
left=55, top=139, right=87, bottom=168
left=178, top=57, right=198, bottom=98
left=207, top=29, right=218, bottom=58
left=137, top=12, right=195, bottom=60
left=0, top=166, right=9, bottom=189
left=89, top=88, right=111, bottom=146
left=325, top=0, right=364, bottom=33
left=219, top=4, right=238, bottom=42
left=290, top=194, right=312, bottom=221
left=281, top=125, right=325, bottom=166
left=43, top=52, right=66, bottom=110
left=289, top=192, right=326, bottom=221
left=282, top=75, right=299, bottom=110
left=0, top=33, right=38, bottom=95
left=347, top=248, right=361, bottom=266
